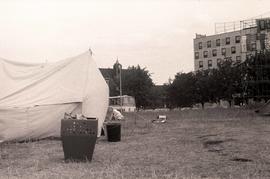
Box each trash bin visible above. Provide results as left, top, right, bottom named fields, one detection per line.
left=106, top=122, right=121, bottom=142
left=61, top=118, right=97, bottom=161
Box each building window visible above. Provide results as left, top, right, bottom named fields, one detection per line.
left=195, top=52, right=199, bottom=59
left=260, top=20, right=265, bottom=30
left=207, top=41, right=211, bottom=48
left=235, top=36, right=241, bottom=43
left=216, top=39, right=220, bottom=46
left=251, top=43, right=257, bottom=51
left=203, top=51, right=208, bottom=58
left=212, top=49, right=217, bottom=57
left=236, top=56, right=241, bottom=63
left=267, top=19, right=270, bottom=29
left=208, top=60, right=212, bottom=68
left=199, top=61, right=203, bottom=68
left=231, top=46, right=236, bottom=54
left=226, top=37, right=230, bottom=45
left=199, top=42, right=202, bottom=49
left=221, top=48, right=226, bottom=56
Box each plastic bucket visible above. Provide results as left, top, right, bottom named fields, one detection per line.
left=61, top=118, right=97, bottom=161
left=106, top=123, right=121, bottom=142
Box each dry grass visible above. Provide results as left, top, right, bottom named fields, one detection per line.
left=1, top=108, right=270, bottom=179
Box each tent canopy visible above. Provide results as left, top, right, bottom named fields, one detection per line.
left=0, top=51, right=109, bottom=142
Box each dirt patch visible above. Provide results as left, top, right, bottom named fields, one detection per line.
left=208, top=149, right=223, bottom=153
left=231, top=157, right=253, bottom=162
left=198, top=134, right=219, bottom=139
left=203, top=138, right=236, bottom=147
left=203, top=140, right=224, bottom=147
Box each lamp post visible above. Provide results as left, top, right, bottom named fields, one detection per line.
left=119, top=64, right=122, bottom=113
left=115, top=58, right=123, bottom=113
left=114, top=58, right=123, bottom=112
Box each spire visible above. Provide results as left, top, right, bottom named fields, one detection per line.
left=113, top=57, right=122, bottom=78
left=89, top=47, right=93, bottom=56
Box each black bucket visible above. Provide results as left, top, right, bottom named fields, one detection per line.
left=61, top=118, right=97, bottom=161
left=106, top=123, right=121, bottom=142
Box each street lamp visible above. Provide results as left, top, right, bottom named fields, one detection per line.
left=119, top=62, right=122, bottom=113
left=115, top=58, right=123, bottom=112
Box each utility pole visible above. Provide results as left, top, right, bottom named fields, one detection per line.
left=119, top=63, right=122, bottom=113
left=114, top=58, right=123, bottom=112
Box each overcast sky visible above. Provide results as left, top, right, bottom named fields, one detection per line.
left=0, top=0, right=269, bottom=84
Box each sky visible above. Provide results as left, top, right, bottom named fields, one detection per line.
left=0, top=0, right=270, bottom=85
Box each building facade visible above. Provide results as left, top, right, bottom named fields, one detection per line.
left=193, top=18, right=270, bottom=71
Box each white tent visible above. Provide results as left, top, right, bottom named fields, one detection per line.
left=0, top=51, right=109, bottom=142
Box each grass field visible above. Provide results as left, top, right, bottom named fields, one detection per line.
left=1, top=108, right=270, bottom=179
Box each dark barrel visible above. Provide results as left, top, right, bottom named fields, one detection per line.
left=106, top=123, right=121, bottom=142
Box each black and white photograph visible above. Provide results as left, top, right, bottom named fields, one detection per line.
left=0, top=0, right=270, bottom=178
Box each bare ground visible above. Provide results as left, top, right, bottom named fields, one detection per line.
left=1, top=108, right=270, bottom=179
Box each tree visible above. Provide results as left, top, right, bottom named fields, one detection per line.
left=214, top=60, right=242, bottom=106
left=148, top=85, right=167, bottom=109
left=167, top=72, right=197, bottom=108
left=166, top=59, right=244, bottom=109
left=121, top=65, right=154, bottom=109
left=194, top=70, right=212, bottom=108
left=241, top=51, right=270, bottom=100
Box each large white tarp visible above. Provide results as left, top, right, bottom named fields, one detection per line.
left=0, top=51, right=109, bottom=142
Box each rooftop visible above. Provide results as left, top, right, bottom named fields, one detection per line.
left=195, top=12, right=270, bottom=39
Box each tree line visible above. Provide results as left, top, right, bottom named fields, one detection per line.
left=108, top=51, right=270, bottom=109
left=166, top=60, right=242, bottom=108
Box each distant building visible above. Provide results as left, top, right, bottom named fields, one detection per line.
left=109, top=95, right=136, bottom=112
left=99, top=61, right=137, bottom=112
left=194, top=17, right=270, bottom=71
left=99, top=60, right=127, bottom=97
left=100, top=61, right=168, bottom=109
left=99, top=67, right=114, bottom=86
